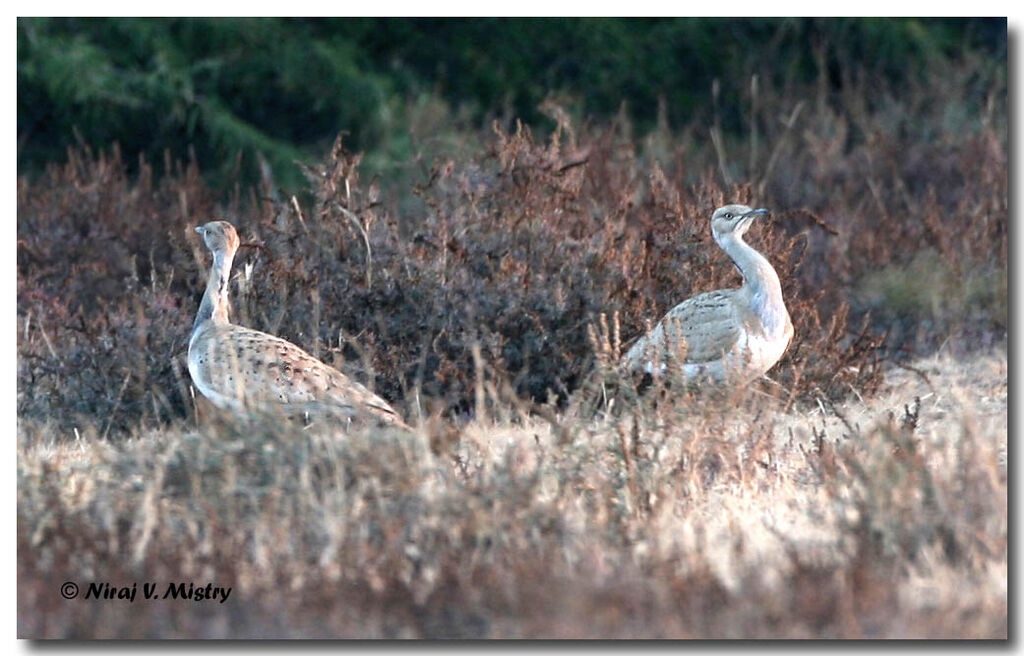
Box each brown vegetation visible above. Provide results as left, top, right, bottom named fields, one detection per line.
left=17, top=79, right=1007, bottom=432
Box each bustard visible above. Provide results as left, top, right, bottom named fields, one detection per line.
left=621, top=204, right=793, bottom=386
left=187, top=220, right=409, bottom=428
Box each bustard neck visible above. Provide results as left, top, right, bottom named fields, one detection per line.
left=715, top=231, right=788, bottom=334
left=191, top=249, right=235, bottom=338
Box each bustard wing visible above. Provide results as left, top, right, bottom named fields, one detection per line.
left=622, top=289, right=742, bottom=372
left=189, top=324, right=404, bottom=424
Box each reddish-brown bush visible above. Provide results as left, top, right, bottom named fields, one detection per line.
left=17, top=77, right=1007, bottom=435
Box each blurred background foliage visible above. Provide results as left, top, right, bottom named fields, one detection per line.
left=17, top=17, right=1005, bottom=191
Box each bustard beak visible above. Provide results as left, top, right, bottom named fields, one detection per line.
left=194, top=226, right=204, bottom=235
left=738, top=208, right=769, bottom=229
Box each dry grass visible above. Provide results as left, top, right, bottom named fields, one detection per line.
left=17, top=350, right=1006, bottom=638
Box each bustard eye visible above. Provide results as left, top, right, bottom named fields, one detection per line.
left=723, top=212, right=733, bottom=219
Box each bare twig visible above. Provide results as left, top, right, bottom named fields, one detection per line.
left=336, top=204, right=373, bottom=288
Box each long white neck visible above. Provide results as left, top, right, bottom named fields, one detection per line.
left=191, top=248, right=235, bottom=340
left=715, top=231, right=789, bottom=335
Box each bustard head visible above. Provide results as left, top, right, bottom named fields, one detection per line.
left=195, top=220, right=240, bottom=256
left=710, top=204, right=769, bottom=243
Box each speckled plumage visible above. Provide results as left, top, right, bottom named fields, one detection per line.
left=187, top=220, right=408, bottom=427
left=622, top=204, right=794, bottom=385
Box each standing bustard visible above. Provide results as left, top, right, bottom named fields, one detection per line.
left=188, top=220, right=408, bottom=428
left=622, top=204, right=793, bottom=386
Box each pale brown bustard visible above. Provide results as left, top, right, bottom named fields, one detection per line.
left=622, top=204, right=793, bottom=386
left=187, top=220, right=408, bottom=428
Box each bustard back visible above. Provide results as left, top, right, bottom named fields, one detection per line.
left=622, top=204, right=793, bottom=385
left=187, top=220, right=409, bottom=428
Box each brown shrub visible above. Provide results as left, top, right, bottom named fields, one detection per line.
left=17, top=78, right=1007, bottom=433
